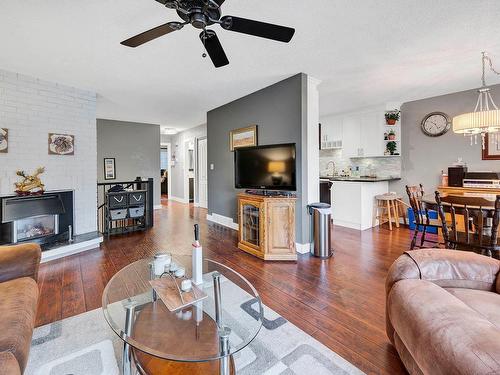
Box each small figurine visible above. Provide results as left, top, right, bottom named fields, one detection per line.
left=14, top=167, right=45, bottom=196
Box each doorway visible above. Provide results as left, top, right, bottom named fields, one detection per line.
left=197, top=137, right=208, bottom=209
left=160, top=144, right=171, bottom=205
left=184, top=140, right=195, bottom=203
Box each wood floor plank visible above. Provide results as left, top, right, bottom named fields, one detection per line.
left=61, top=254, right=86, bottom=319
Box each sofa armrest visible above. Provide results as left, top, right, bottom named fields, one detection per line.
left=0, top=243, right=41, bottom=283
left=387, top=249, right=500, bottom=294
left=0, top=352, right=21, bottom=375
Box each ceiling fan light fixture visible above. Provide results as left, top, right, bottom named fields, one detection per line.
left=121, top=0, right=295, bottom=67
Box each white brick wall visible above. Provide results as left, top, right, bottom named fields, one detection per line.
left=0, top=69, right=97, bottom=234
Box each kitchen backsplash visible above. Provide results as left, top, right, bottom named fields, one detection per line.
left=319, top=149, right=401, bottom=178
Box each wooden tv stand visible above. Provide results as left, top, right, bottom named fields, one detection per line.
left=237, top=193, right=297, bottom=261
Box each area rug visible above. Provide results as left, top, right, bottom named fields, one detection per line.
left=26, top=282, right=364, bottom=375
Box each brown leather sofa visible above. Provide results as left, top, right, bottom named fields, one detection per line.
left=386, top=249, right=500, bottom=374
left=0, top=244, right=41, bottom=375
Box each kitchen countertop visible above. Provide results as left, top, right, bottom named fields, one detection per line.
left=320, top=176, right=402, bottom=182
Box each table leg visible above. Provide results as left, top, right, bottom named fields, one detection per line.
left=219, top=327, right=231, bottom=375
left=212, top=272, right=231, bottom=375
left=212, top=272, right=222, bottom=327
left=386, top=201, right=393, bottom=230
left=123, top=302, right=137, bottom=375
left=149, top=263, right=158, bottom=302
left=393, top=200, right=400, bottom=228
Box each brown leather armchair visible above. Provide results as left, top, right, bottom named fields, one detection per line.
left=386, top=249, right=500, bottom=375
left=0, top=244, right=41, bottom=375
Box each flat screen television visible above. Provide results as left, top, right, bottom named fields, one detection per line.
left=235, top=143, right=296, bottom=191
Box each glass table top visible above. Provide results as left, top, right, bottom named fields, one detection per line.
left=102, top=255, right=263, bottom=362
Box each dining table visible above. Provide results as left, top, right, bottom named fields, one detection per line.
left=421, top=191, right=499, bottom=210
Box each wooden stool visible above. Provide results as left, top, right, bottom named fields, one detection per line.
left=374, top=194, right=402, bottom=230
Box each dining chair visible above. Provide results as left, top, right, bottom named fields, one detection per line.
left=405, top=184, right=441, bottom=249
left=435, top=191, right=500, bottom=258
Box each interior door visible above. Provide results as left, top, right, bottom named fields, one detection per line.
left=197, top=138, right=208, bottom=208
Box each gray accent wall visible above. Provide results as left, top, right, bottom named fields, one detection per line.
left=207, top=73, right=308, bottom=242
left=97, top=119, right=161, bottom=206
left=390, top=84, right=500, bottom=196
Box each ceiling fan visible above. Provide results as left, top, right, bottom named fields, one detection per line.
left=120, top=0, right=295, bottom=68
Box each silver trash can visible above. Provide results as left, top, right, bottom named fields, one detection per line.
left=308, top=202, right=333, bottom=258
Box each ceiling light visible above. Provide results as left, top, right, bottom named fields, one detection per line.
left=453, top=52, right=500, bottom=149
left=161, top=127, right=178, bottom=135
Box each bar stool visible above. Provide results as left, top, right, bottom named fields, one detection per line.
left=374, top=193, right=403, bottom=230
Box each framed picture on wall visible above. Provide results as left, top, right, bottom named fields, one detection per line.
left=48, top=133, right=74, bottom=155
left=229, top=125, right=258, bottom=151
left=104, top=158, right=116, bottom=180
left=0, top=128, right=8, bottom=153
left=482, top=133, right=500, bottom=160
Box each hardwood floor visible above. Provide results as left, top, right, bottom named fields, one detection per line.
left=36, top=200, right=415, bottom=374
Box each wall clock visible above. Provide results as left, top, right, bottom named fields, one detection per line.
left=421, top=112, right=451, bottom=137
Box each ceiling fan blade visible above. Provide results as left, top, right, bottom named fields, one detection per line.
left=200, top=30, right=229, bottom=68
left=220, top=16, right=295, bottom=43
left=121, top=22, right=182, bottom=47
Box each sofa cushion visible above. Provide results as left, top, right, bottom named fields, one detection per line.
left=445, top=287, right=500, bottom=329
left=0, top=351, right=21, bottom=375
left=388, top=279, right=500, bottom=374
left=0, top=277, right=38, bottom=373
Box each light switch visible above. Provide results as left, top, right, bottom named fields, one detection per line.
left=210, top=164, right=214, bottom=170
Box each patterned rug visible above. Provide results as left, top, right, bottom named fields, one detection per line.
left=27, top=296, right=363, bottom=375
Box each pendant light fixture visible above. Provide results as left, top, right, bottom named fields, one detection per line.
left=453, top=52, right=500, bottom=149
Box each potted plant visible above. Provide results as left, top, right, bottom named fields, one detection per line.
left=388, top=129, right=396, bottom=140
left=385, top=110, right=400, bottom=125
left=386, top=141, right=397, bottom=155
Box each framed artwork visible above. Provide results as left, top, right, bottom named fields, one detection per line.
left=48, top=133, right=74, bottom=155
left=104, top=158, right=116, bottom=180
left=0, top=128, right=8, bottom=153
left=229, top=125, right=258, bottom=151
left=482, top=133, right=500, bottom=160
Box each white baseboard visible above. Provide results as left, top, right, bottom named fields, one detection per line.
left=332, top=219, right=362, bottom=231
left=296, top=242, right=311, bottom=254
left=206, top=213, right=239, bottom=231
left=41, top=236, right=103, bottom=263
left=169, top=196, right=189, bottom=204
left=154, top=205, right=163, bottom=210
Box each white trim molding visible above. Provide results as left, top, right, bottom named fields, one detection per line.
left=296, top=242, right=311, bottom=254
left=169, top=196, right=189, bottom=204
left=206, top=213, right=239, bottom=231
left=41, top=236, right=103, bottom=263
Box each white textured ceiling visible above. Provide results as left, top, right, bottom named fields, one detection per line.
left=1, top=0, right=500, bottom=130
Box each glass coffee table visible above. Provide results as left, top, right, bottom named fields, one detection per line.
left=102, top=255, right=263, bottom=375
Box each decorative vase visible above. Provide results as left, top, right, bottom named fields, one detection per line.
left=388, top=134, right=396, bottom=140
left=386, top=119, right=397, bottom=125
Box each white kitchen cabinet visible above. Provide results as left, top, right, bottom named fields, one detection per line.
left=320, top=117, right=342, bottom=149
left=331, top=180, right=389, bottom=230
left=320, top=103, right=401, bottom=157
left=359, top=112, right=384, bottom=157
left=341, top=115, right=361, bottom=158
